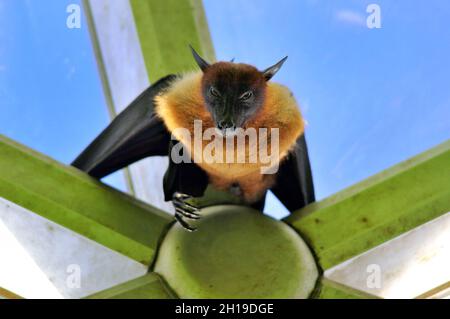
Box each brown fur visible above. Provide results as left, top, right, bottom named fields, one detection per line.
left=202, top=62, right=266, bottom=95
left=155, top=70, right=304, bottom=203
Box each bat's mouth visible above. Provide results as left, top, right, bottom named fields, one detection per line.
left=214, top=118, right=239, bottom=137
left=214, top=127, right=239, bottom=138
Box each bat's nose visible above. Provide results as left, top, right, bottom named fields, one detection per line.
left=217, top=120, right=237, bottom=137
left=217, top=120, right=236, bottom=131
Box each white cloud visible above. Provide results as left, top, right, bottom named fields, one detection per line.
left=335, top=9, right=366, bottom=27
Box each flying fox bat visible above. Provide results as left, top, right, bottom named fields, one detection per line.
left=72, top=47, right=315, bottom=231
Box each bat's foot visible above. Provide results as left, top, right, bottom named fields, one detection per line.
left=172, top=192, right=201, bottom=232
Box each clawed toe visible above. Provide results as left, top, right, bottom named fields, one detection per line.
left=172, top=192, right=201, bottom=231
left=174, top=213, right=197, bottom=232
left=175, top=207, right=200, bottom=220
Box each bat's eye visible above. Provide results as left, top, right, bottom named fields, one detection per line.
left=209, top=86, right=221, bottom=97
left=239, top=91, right=253, bottom=100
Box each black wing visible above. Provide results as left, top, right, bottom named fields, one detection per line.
left=271, top=134, right=315, bottom=211
left=163, top=140, right=209, bottom=201
left=72, top=74, right=177, bottom=179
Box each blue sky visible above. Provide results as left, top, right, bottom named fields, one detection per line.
left=0, top=0, right=126, bottom=189
left=204, top=0, right=450, bottom=198
left=1, top=0, right=449, bottom=217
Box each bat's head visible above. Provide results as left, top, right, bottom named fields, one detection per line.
left=190, top=46, right=287, bottom=136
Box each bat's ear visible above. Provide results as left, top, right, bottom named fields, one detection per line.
left=190, top=45, right=210, bottom=72
left=262, top=56, right=288, bottom=81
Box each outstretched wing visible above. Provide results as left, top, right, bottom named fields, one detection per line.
left=271, top=134, right=315, bottom=211
left=72, top=74, right=177, bottom=179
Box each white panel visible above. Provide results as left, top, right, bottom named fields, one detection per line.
left=87, top=0, right=173, bottom=213
left=325, top=212, right=450, bottom=299
left=0, top=197, right=147, bottom=299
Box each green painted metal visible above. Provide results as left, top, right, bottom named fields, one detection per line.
left=314, top=279, right=378, bottom=299
left=154, top=205, right=319, bottom=299
left=0, top=135, right=172, bottom=265
left=129, top=0, right=215, bottom=82
left=86, top=273, right=175, bottom=299
left=285, top=139, right=450, bottom=270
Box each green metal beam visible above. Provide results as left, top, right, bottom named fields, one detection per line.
left=314, top=278, right=378, bottom=299
left=0, top=135, right=172, bottom=265
left=85, top=273, right=175, bottom=299
left=129, top=0, right=215, bottom=82
left=285, top=140, right=450, bottom=270
left=86, top=273, right=377, bottom=300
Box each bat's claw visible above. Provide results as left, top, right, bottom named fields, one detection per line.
left=174, top=213, right=197, bottom=232
left=172, top=192, right=201, bottom=232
